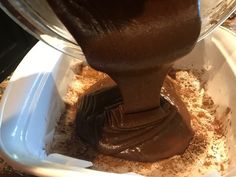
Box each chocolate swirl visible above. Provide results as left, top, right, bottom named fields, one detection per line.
left=76, top=77, right=193, bottom=162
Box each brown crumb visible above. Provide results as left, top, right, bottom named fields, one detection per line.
left=48, top=67, right=231, bottom=177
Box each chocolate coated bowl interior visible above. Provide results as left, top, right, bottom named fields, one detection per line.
left=0, top=0, right=235, bottom=59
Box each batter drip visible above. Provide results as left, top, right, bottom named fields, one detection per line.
left=47, top=0, right=201, bottom=162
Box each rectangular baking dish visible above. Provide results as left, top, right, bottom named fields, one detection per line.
left=0, top=27, right=236, bottom=177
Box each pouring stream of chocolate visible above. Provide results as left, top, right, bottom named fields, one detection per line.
left=47, top=0, right=201, bottom=162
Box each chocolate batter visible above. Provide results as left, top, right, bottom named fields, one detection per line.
left=47, top=0, right=201, bottom=162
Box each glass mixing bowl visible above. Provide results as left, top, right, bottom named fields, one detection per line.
left=0, top=0, right=236, bottom=60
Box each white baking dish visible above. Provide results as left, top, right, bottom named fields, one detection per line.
left=0, top=27, right=236, bottom=177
